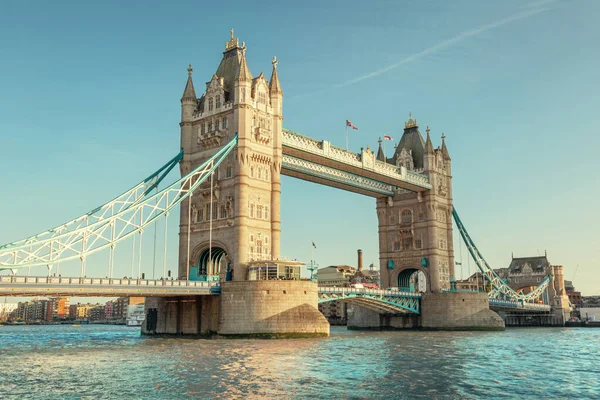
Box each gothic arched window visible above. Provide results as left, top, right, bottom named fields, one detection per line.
left=401, top=209, right=412, bottom=224
left=208, top=97, right=213, bottom=111
left=215, top=95, right=221, bottom=108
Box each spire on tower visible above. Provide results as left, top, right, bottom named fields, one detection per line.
left=237, top=49, right=252, bottom=82
left=269, top=56, right=283, bottom=95
left=441, top=132, right=451, bottom=160
left=425, top=125, right=434, bottom=154
left=376, top=138, right=386, bottom=162
left=181, top=63, right=196, bottom=100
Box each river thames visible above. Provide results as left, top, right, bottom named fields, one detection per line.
left=0, top=325, right=597, bottom=399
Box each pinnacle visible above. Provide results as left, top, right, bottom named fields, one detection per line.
left=269, top=56, right=283, bottom=95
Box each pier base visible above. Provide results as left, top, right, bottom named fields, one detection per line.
left=142, top=295, right=220, bottom=337
left=347, top=305, right=419, bottom=330
left=421, top=292, right=504, bottom=330
left=218, top=280, right=330, bottom=338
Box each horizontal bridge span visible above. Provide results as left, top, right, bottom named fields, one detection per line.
left=282, top=129, right=432, bottom=193
left=0, top=276, right=221, bottom=297
left=282, top=155, right=395, bottom=197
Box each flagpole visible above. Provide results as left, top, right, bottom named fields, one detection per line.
left=383, top=136, right=386, bottom=159
left=345, top=123, right=348, bottom=151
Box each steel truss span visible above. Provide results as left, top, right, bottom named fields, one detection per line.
left=452, top=207, right=551, bottom=302
left=0, top=135, right=238, bottom=270
left=318, top=287, right=421, bottom=314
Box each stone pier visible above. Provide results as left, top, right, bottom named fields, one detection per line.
left=347, top=292, right=504, bottom=331
left=219, top=280, right=330, bottom=338
left=142, top=295, right=220, bottom=337
left=142, top=281, right=330, bottom=338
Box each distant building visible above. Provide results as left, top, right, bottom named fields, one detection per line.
left=89, top=304, right=106, bottom=322
left=582, top=296, right=600, bottom=307
left=564, top=280, right=582, bottom=307
left=317, top=265, right=357, bottom=287
left=44, top=297, right=70, bottom=321
left=105, top=300, right=114, bottom=320
left=0, top=303, right=17, bottom=321
left=112, top=297, right=145, bottom=321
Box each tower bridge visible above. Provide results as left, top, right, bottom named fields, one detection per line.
left=0, top=31, right=570, bottom=336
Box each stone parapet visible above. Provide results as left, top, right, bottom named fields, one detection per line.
left=218, top=280, right=330, bottom=337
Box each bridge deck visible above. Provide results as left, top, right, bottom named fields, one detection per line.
left=281, top=129, right=432, bottom=196
left=0, top=276, right=220, bottom=297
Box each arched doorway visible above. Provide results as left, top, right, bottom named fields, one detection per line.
left=397, top=268, right=427, bottom=293
left=191, top=246, right=228, bottom=281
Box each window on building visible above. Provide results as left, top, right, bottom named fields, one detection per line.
left=209, top=121, right=214, bottom=131
left=219, top=205, right=227, bottom=219
left=265, top=236, right=268, bottom=245
left=401, top=209, right=412, bottom=224
left=250, top=204, right=255, bottom=218
left=212, top=203, right=218, bottom=219
left=198, top=208, right=204, bottom=223
left=402, top=236, right=413, bottom=250
left=226, top=166, right=233, bottom=178
left=258, top=168, right=263, bottom=180
left=415, top=239, right=422, bottom=249
left=216, top=119, right=221, bottom=130
left=250, top=167, right=255, bottom=178
left=215, top=95, right=221, bottom=108
left=256, top=240, right=263, bottom=255
left=394, top=241, right=401, bottom=251
left=418, top=212, right=424, bottom=221
left=257, top=205, right=263, bottom=219
left=223, top=118, right=228, bottom=129
left=265, top=206, right=269, bottom=220
left=201, top=124, right=205, bottom=134
left=208, top=98, right=213, bottom=111
left=250, top=234, right=254, bottom=242
left=389, top=214, right=395, bottom=224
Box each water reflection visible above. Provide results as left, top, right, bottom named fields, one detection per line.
left=0, top=326, right=598, bottom=399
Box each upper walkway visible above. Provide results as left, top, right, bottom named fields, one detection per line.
left=281, top=129, right=432, bottom=197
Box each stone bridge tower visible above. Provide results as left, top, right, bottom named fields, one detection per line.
left=178, top=31, right=283, bottom=281
left=376, top=115, right=454, bottom=293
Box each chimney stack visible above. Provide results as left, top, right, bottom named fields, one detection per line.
left=357, top=249, right=363, bottom=271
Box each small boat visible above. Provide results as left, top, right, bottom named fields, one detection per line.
left=72, top=324, right=82, bottom=327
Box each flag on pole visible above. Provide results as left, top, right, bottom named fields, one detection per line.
left=346, top=120, right=358, bottom=130
left=312, top=241, right=316, bottom=249
left=383, top=135, right=393, bottom=141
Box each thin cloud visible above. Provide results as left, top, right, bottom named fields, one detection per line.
left=289, top=3, right=557, bottom=99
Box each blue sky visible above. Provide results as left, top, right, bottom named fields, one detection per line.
left=1, top=0, right=599, bottom=298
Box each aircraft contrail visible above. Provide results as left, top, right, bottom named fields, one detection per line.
left=335, top=4, right=557, bottom=88
left=289, top=2, right=558, bottom=99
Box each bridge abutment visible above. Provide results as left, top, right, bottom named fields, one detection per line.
left=421, top=292, right=504, bottom=330
left=346, top=292, right=504, bottom=331
left=218, top=281, right=330, bottom=338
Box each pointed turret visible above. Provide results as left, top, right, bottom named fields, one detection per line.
left=441, top=133, right=451, bottom=160
left=237, top=49, right=252, bottom=82
left=376, top=138, right=386, bottom=162
left=181, top=64, right=196, bottom=101
left=269, top=56, right=283, bottom=95
left=425, top=125, right=434, bottom=155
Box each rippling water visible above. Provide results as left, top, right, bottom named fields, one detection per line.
left=0, top=325, right=598, bottom=399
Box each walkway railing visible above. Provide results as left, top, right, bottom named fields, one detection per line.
left=0, top=275, right=220, bottom=288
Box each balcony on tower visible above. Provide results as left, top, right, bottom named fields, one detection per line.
left=248, top=260, right=305, bottom=281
